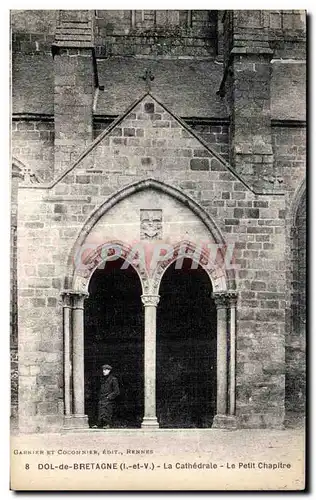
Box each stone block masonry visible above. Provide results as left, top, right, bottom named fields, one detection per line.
left=11, top=10, right=306, bottom=432
left=53, top=48, right=94, bottom=178
left=94, top=10, right=218, bottom=58
left=272, top=126, right=306, bottom=192
left=52, top=9, right=95, bottom=178
left=12, top=120, right=54, bottom=182
left=16, top=94, right=288, bottom=431
left=93, top=120, right=230, bottom=164
left=188, top=122, right=229, bottom=162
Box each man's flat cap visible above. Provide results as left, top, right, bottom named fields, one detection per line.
left=102, top=364, right=112, bottom=370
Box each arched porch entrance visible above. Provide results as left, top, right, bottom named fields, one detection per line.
left=62, top=179, right=238, bottom=430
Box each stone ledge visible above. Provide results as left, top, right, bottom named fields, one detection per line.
left=52, top=41, right=94, bottom=49
left=43, top=196, right=92, bottom=203
left=231, top=46, right=273, bottom=56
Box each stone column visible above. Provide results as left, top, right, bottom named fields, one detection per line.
left=212, top=292, right=237, bottom=429
left=227, top=292, right=238, bottom=417
left=61, top=292, right=72, bottom=421
left=71, top=292, right=89, bottom=428
left=141, top=294, right=160, bottom=428
left=213, top=293, right=228, bottom=420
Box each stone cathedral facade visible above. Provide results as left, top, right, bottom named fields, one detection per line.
left=11, top=10, right=306, bottom=432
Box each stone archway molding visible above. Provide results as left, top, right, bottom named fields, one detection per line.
left=72, top=240, right=150, bottom=295
left=152, top=239, right=228, bottom=295
left=62, top=178, right=238, bottom=430
left=290, top=177, right=306, bottom=229
left=64, top=178, right=232, bottom=291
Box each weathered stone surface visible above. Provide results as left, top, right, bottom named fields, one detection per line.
left=190, top=158, right=209, bottom=171
left=11, top=10, right=306, bottom=432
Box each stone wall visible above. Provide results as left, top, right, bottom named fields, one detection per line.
left=272, top=124, right=306, bottom=425
left=11, top=171, right=20, bottom=422
left=94, top=10, right=218, bottom=58
left=11, top=349, right=19, bottom=420
left=53, top=47, right=94, bottom=178
left=12, top=119, right=54, bottom=182
left=220, top=10, right=306, bottom=190
left=11, top=10, right=57, bottom=35
left=11, top=9, right=306, bottom=431
left=93, top=119, right=230, bottom=162
left=222, top=10, right=306, bottom=61
left=17, top=95, right=286, bottom=430
left=272, top=126, right=306, bottom=192
left=93, top=118, right=116, bottom=140
left=188, top=122, right=229, bottom=162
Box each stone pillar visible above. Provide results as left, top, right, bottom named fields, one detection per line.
left=213, top=293, right=228, bottom=418
left=227, top=292, right=238, bottom=416
left=70, top=292, right=89, bottom=428
left=52, top=10, right=95, bottom=178
left=61, top=292, right=72, bottom=421
left=212, top=292, right=237, bottom=429
left=220, top=11, right=276, bottom=191
left=141, top=294, right=160, bottom=428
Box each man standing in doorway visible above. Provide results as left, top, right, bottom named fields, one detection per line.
left=94, top=364, right=120, bottom=429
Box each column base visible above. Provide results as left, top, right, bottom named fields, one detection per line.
left=63, top=414, right=89, bottom=430
left=141, top=417, right=160, bottom=429
left=212, top=414, right=237, bottom=430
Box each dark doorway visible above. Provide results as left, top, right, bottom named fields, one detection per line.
left=156, top=258, right=217, bottom=428
left=84, top=258, right=144, bottom=428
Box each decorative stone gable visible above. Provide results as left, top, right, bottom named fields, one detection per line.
left=62, top=93, right=237, bottom=188
left=53, top=93, right=282, bottom=196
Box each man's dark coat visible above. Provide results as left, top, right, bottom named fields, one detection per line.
left=97, top=373, right=120, bottom=425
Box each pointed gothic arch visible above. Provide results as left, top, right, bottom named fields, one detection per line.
left=65, top=177, right=234, bottom=293
left=62, top=177, right=238, bottom=430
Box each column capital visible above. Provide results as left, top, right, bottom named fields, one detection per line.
left=212, top=291, right=238, bottom=308
left=226, top=291, right=238, bottom=306
left=141, top=294, right=160, bottom=307
left=60, top=290, right=73, bottom=307
left=212, top=292, right=229, bottom=309
left=72, top=291, right=89, bottom=309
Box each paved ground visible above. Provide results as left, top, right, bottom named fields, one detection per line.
left=11, top=428, right=305, bottom=491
